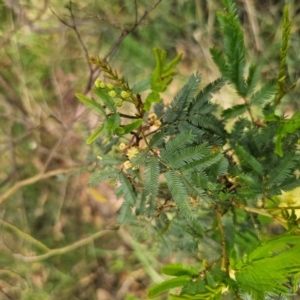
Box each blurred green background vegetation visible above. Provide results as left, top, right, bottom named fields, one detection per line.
left=0, top=0, right=299, bottom=299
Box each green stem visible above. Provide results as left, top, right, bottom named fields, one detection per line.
left=233, top=201, right=288, bottom=229
left=118, top=113, right=138, bottom=119
left=216, top=210, right=229, bottom=275
left=14, top=229, right=115, bottom=262
left=118, top=227, right=163, bottom=283
left=0, top=218, right=50, bottom=253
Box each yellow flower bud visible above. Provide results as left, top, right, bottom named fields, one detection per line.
left=256, top=199, right=263, bottom=207
left=107, top=83, right=114, bottom=89
left=108, top=90, right=117, bottom=97
left=148, top=113, right=157, bottom=122
left=116, top=100, right=123, bottom=107
left=121, top=91, right=130, bottom=98
left=127, top=147, right=139, bottom=159
left=124, top=160, right=132, bottom=169
left=95, top=78, right=102, bottom=87
left=119, top=143, right=126, bottom=150
left=99, top=82, right=106, bottom=88
left=153, top=120, right=161, bottom=127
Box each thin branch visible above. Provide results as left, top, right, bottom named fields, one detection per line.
left=0, top=0, right=48, bottom=48
left=249, top=211, right=262, bottom=240
left=50, top=1, right=94, bottom=91
left=216, top=210, right=229, bottom=275
left=134, top=0, right=138, bottom=24
left=51, top=0, right=162, bottom=94
left=118, top=227, right=163, bottom=283
left=68, top=1, right=92, bottom=73
left=104, top=0, right=162, bottom=60
left=0, top=218, right=50, bottom=252
left=83, top=13, right=123, bottom=30
left=89, top=0, right=162, bottom=91
left=242, top=0, right=262, bottom=52
left=232, top=201, right=288, bottom=229
left=0, top=167, right=78, bottom=204
left=14, top=229, right=115, bottom=262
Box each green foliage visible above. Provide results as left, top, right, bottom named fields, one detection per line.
left=274, top=6, right=296, bottom=105
left=88, top=167, right=119, bottom=185
left=77, top=1, right=300, bottom=299
left=275, top=111, right=300, bottom=156
left=75, top=93, right=106, bottom=116
left=144, top=48, right=183, bottom=111
left=164, top=74, right=201, bottom=123
left=211, top=0, right=246, bottom=96
left=86, top=124, right=104, bottom=144
left=235, top=234, right=300, bottom=299
left=148, top=275, right=192, bottom=298
left=148, top=263, right=225, bottom=299
left=162, top=264, right=199, bottom=277
left=93, top=87, right=116, bottom=112
left=117, top=172, right=136, bottom=224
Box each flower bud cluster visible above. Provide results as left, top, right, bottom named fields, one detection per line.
left=119, top=143, right=140, bottom=170
left=119, top=143, right=126, bottom=150
left=108, top=90, right=117, bottom=97
left=94, top=78, right=131, bottom=106
left=124, top=160, right=132, bottom=169
left=148, top=113, right=161, bottom=128
left=95, top=78, right=106, bottom=89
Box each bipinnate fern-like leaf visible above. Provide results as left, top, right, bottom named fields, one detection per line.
left=248, top=234, right=300, bottom=261
left=93, top=87, right=116, bottom=112
left=121, top=119, right=143, bottom=135
left=117, top=172, right=136, bottom=224
left=147, top=276, right=191, bottom=298
left=267, top=153, right=296, bottom=186
left=154, top=101, right=165, bottom=119
left=86, top=124, right=104, bottom=144
left=149, top=131, right=165, bottom=148
left=88, top=168, right=118, bottom=185
left=222, top=0, right=239, bottom=16
left=97, top=155, right=123, bottom=166
left=229, top=118, right=251, bottom=147
left=161, top=131, right=195, bottom=162
left=162, top=264, right=199, bottom=277
left=181, top=152, right=224, bottom=175
left=275, top=111, right=300, bottom=156
left=178, top=121, right=205, bottom=140
left=165, top=170, right=195, bottom=219
left=208, top=155, right=229, bottom=178
left=235, top=145, right=263, bottom=175
left=149, top=264, right=222, bottom=299
left=189, top=78, right=225, bottom=115
left=189, top=114, right=225, bottom=137
left=75, top=93, right=106, bottom=116
left=276, top=178, right=300, bottom=193
left=210, top=48, right=227, bottom=78
left=235, top=235, right=300, bottom=299
left=249, top=80, right=276, bottom=106
left=212, top=0, right=247, bottom=96
left=246, top=64, right=261, bottom=97
left=131, top=77, right=151, bottom=93
left=222, top=104, right=247, bottom=119
left=164, top=74, right=201, bottom=123
left=104, top=113, right=120, bottom=137
left=130, top=150, right=148, bottom=169
left=163, top=143, right=210, bottom=169
left=181, top=175, right=210, bottom=203
left=144, top=156, right=160, bottom=200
